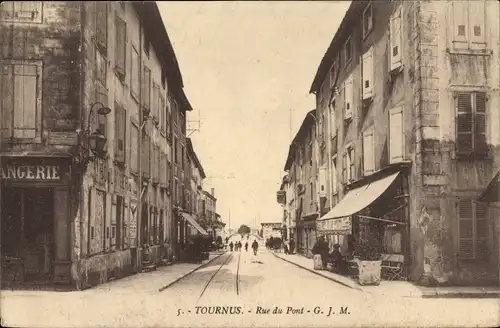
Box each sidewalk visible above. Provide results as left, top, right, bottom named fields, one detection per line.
left=89, top=250, right=227, bottom=294
left=272, top=252, right=500, bottom=298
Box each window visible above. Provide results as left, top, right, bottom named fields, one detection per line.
left=389, top=7, right=402, bottom=72
left=309, top=182, right=313, bottom=201
left=348, top=146, right=355, bottom=181
left=344, top=75, right=354, bottom=120
left=363, top=3, right=373, bottom=38
left=115, top=16, right=126, bottom=80
left=95, top=84, right=108, bottom=138
left=142, top=66, right=151, bottom=110
left=456, top=92, right=488, bottom=157
left=344, top=37, right=352, bottom=65
left=389, top=106, right=404, bottom=163
left=330, top=106, right=337, bottom=140
left=142, top=134, right=151, bottom=178
left=362, top=47, right=374, bottom=100
left=319, top=165, right=327, bottom=195
left=95, top=48, right=107, bottom=86
left=130, top=123, right=139, bottom=173
left=151, top=83, right=159, bottom=122
left=0, top=2, right=42, bottom=23
left=144, top=34, right=150, bottom=57
left=160, top=152, right=167, bottom=186
left=330, top=56, right=339, bottom=88
left=166, top=99, right=172, bottom=137
left=451, top=0, right=486, bottom=50
left=114, top=102, right=126, bottom=163
left=130, top=46, right=140, bottom=99
left=332, top=156, right=338, bottom=195
left=363, top=127, right=375, bottom=175
left=159, top=95, right=166, bottom=132
left=95, top=2, right=108, bottom=52
left=458, top=199, right=488, bottom=259
left=0, top=60, right=42, bottom=142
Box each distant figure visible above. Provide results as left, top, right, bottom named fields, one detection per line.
left=252, top=239, right=259, bottom=255
left=283, top=240, right=289, bottom=255
left=238, top=241, right=242, bottom=252
left=229, top=241, right=234, bottom=252
left=289, top=238, right=295, bottom=254
left=245, top=242, right=249, bottom=252
left=312, top=236, right=329, bottom=269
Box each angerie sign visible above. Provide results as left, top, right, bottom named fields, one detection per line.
left=0, top=164, right=61, bottom=181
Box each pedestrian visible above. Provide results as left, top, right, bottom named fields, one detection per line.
left=238, top=241, right=242, bottom=252
left=312, top=236, right=329, bottom=270
left=283, top=240, right=289, bottom=255
left=289, top=237, right=295, bottom=255
left=252, top=239, right=259, bottom=255
left=245, top=241, right=249, bottom=252
left=229, top=241, right=234, bottom=252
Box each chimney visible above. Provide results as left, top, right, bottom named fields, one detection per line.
left=211, top=188, right=215, bottom=197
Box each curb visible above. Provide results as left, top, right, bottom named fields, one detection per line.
left=271, top=251, right=363, bottom=291
left=158, top=251, right=228, bottom=292
left=421, top=292, right=500, bottom=299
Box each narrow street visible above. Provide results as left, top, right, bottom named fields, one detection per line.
left=1, top=247, right=498, bottom=328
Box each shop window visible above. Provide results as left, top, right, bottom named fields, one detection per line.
left=389, top=6, right=402, bottom=72
left=0, top=60, right=42, bottom=142
left=0, top=2, right=42, bottom=23
left=451, top=0, right=486, bottom=50
left=389, top=106, right=404, bottom=163
left=458, top=199, right=488, bottom=259
left=362, top=2, right=373, bottom=39
left=455, top=92, right=488, bottom=157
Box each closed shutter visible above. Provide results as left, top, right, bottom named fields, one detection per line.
left=363, top=128, right=375, bottom=175
left=389, top=7, right=402, bottom=71
left=344, top=76, right=353, bottom=119
left=362, top=47, right=374, bottom=99
left=469, top=0, right=485, bottom=45
left=114, top=16, right=126, bottom=75
left=475, top=201, right=488, bottom=259
left=389, top=106, right=404, bottom=163
left=474, top=92, right=487, bottom=156
left=142, top=66, right=151, bottom=109
left=114, top=103, right=126, bottom=163
left=456, top=93, right=473, bottom=154
left=95, top=2, right=108, bottom=50
left=0, top=64, right=13, bottom=139
left=13, top=63, right=37, bottom=139
left=458, top=199, right=474, bottom=259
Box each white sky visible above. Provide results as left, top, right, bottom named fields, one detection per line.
left=158, top=1, right=351, bottom=230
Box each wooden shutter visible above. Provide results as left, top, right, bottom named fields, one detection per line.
left=10, top=63, right=37, bottom=139
left=363, top=128, right=375, bottom=175
left=389, top=7, right=402, bottom=71
left=142, top=66, right=151, bottom=109
left=456, top=93, right=473, bottom=155
left=344, top=76, right=353, bottom=119
left=332, top=157, right=338, bottom=194
left=458, top=200, right=474, bottom=258
left=114, top=103, right=126, bottom=163
left=0, top=64, right=13, bottom=139
left=389, top=106, right=404, bottom=163
left=469, top=0, right=485, bottom=45
left=342, top=153, right=348, bottom=183
left=131, top=47, right=139, bottom=97
left=475, top=201, right=488, bottom=259
left=95, top=2, right=107, bottom=50
left=114, top=16, right=126, bottom=74
left=362, top=47, right=374, bottom=99
left=474, top=92, right=488, bottom=156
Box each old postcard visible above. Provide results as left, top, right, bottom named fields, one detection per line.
left=0, top=1, right=499, bottom=327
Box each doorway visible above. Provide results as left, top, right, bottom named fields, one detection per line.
left=1, top=187, right=54, bottom=283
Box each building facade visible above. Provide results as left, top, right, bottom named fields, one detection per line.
left=308, top=0, right=499, bottom=285
left=260, top=222, right=282, bottom=242
left=282, top=110, right=319, bottom=257
left=0, top=1, right=193, bottom=289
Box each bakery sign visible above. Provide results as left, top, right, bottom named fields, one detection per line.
left=0, top=164, right=61, bottom=181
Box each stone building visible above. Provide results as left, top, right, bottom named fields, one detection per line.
left=283, top=110, right=319, bottom=257
left=0, top=1, right=192, bottom=289
left=309, top=0, right=499, bottom=285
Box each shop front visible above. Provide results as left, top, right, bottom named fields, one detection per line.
left=1, top=157, right=74, bottom=287
left=317, top=170, right=410, bottom=284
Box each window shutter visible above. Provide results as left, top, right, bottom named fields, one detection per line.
left=114, top=102, right=126, bottom=163
left=469, top=0, right=485, bottom=45
left=344, top=76, right=353, bottom=119
left=389, top=106, right=404, bottom=163
left=458, top=200, right=474, bottom=259
left=389, top=7, right=402, bottom=71
left=131, top=47, right=139, bottom=97
left=475, top=201, right=488, bottom=258
left=130, top=124, right=139, bottom=173
left=349, top=147, right=355, bottom=181
left=456, top=93, right=473, bottom=155
left=363, top=128, right=375, bottom=175
left=362, top=47, right=374, bottom=99
left=142, top=66, right=151, bottom=109
left=474, top=92, right=487, bottom=156
left=13, top=63, right=37, bottom=139
left=0, top=64, right=13, bottom=139
left=332, top=158, right=338, bottom=194
left=114, top=16, right=126, bottom=74
left=95, top=2, right=108, bottom=50
left=342, top=153, right=347, bottom=183
left=452, top=0, right=468, bottom=43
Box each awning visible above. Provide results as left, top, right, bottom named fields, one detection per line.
left=478, top=170, right=500, bottom=202
left=319, top=171, right=400, bottom=221
left=180, top=212, right=209, bottom=236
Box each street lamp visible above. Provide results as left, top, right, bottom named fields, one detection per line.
left=75, top=102, right=112, bottom=165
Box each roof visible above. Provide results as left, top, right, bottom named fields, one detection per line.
left=283, top=109, right=316, bottom=171
left=133, top=2, right=193, bottom=111
left=309, top=1, right=366, bottom=94
left=186, top=138, right=206, bottom=179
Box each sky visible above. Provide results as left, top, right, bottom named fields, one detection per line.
left=158, top=1, right=351, bottom=230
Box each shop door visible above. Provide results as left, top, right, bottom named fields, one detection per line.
left=1, top=187, right=23, bottom=258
